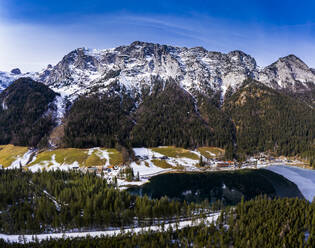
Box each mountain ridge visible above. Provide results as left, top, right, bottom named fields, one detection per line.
left=1, top=41, right=314, bottom=102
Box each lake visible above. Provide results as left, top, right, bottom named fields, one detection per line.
left=128, top=169, right=304, bottom=205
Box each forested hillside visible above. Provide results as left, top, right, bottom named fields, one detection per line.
left=63, top=83, right=135, bottom=148
left=0, top=77, right=313, bottom=164
left=62, top=79, right=313, bottom=162
left=0, top=78, right=57, bottom=147
left=130, top=80, right=213, bottom=148
left=63, top=80, right=235, bottom=150
left=223, top=80, right=314, bottom=158
left=0, top=170, right=211, bottom=234
left=2, top=196, right=314, bottom=247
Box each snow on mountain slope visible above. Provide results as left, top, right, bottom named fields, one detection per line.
left=0, top=65, right=53, bottom=92
left=259, top=55, right=315, bottom=91
left=0, top=70, right=32, bottom=91
left=2, top=41, right=314, bottom=101
left=41, top=42, right=315, bottom=101
left=42, top=42, right=261, bottom=100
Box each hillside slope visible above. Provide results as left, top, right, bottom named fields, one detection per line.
left=223, top=79, right=314, bottom=157
left=0, top=78, right=59, bottom=146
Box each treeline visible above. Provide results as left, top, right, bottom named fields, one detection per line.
left=0, top=170, right=212, bottom=234
left=1, top=196, right=314, bottom=247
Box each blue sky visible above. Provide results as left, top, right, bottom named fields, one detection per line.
left=0, top=0, right=314, bottom=71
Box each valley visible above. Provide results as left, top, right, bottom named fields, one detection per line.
left=0, top=144, right=312, bottom=201
left=0, top=41, right=314, bottom=247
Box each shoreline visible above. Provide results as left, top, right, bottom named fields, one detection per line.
left=121, top=162, right=313, bottom=189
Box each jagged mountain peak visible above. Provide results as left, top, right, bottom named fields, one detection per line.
left=1, top=41, right=314, bottom=102
left=228, top=50, right=250, bottom=57
left=259, top=53, right=315, bottom=91
left=0, top=69, right=38, bottom=92
left=275, top=54, right=309, bottom=70
left=41, top=41, right=261, bottom=101
left=10, top=68, right=21, bottom=75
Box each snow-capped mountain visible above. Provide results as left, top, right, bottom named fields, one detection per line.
left=258, top=55, right=315, bottom=92
left=42, top=41, right=261, bottom=100
left=0, top=42, right=313, bottom=154
left=0, top=65, right=53, bottom=92
left=0, top=69, right=34, bottom=91
left=1, top=41, right=314, bottom=100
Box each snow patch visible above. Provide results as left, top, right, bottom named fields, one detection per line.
left=6, top=149, right=35, bottom=169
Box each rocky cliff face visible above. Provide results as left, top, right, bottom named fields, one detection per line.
left=41, top=41, right=261, bottom=101
left=1, top=41, right=314, bottom=101
left=258, top=55, right=315, bottom=92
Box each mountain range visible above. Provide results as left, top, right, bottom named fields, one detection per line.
left=0, top=41, right=314, bottom=161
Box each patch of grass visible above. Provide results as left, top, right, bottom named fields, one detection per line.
left=0, top=144, right=29, bottom=168
left=197, top=147, right=225, bottom=159
left=107, top=149, right=123, bottom=166
left=58, top=148, right=90, bottom=165
left=29, top=150, right=55, bottom=167
left=85, top=153, right=106, bottom=167
left=29, top=148, right=89, bottom=167
left=28, top=148, right=122, bottom=168
left=151, top=159, right=173, bottom=169
left=151, top=146, right=199, bottom=160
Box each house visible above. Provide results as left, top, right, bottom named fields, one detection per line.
left=217, top=162, right=229, bottom=168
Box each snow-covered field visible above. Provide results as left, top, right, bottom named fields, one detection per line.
left=266, top=165, right=315, bottom=202
left=0, top=212, right=220, bottom=244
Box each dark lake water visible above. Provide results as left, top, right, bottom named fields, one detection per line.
left=128, top=169, right=304, bottom=205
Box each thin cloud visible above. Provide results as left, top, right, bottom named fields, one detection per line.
left=0, top=12, right=315, bottom=72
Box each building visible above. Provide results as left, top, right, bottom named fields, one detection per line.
left=217, top=162, right=229, bottom=168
